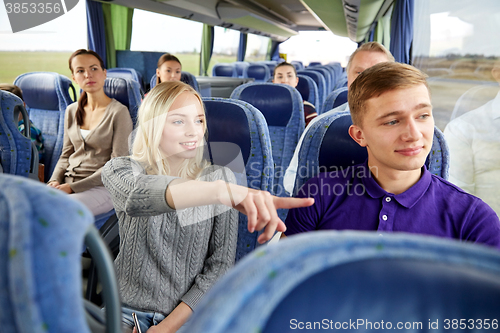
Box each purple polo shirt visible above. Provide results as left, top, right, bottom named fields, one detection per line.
left=285, top=162, right=500, bottom=249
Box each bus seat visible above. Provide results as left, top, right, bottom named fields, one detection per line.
left=293, top=111, right=449, bottom=196
left=322, top=87, right=348, bottom=114
left=308, top=61, right=322, bottom=67
left=307, top=66, right=333, bottom=93
left=0, top=91, right=36, bottom=179
left=14, top=72, right=76, bottom=182
left=296, top=74, right=319, bottom=110
left=149, top=72, right=201, bottom=93
left=0, top=173, right=121, bottom=333
left=103, top=77, right=141, bottom=126
left=258, top=61, right=277, bottom=75
left=297, top=70, right=327, bottom=107
left=290, top=60, right=304, bottom=71
left=184, top=231, right=500, bottom=333
left=212, top=63, right=237, bottom=77
left=334, top=76, right=348, bottom=90
left=233, top=61, right=250, bottom=78
left=203, top=97, right=274, bottom=261
left=231, top=83, right=304, bottom=205
left=243, top=63, right=271, bottom=82
left=106, top=67, right=145, bottom=94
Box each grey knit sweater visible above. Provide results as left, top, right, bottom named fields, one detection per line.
left=102, top=156, right=238, bottom=315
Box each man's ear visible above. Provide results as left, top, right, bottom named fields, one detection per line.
left=349, top=124, right=367, bottom=147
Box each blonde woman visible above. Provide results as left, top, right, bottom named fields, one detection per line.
left=102, top=81, right=313, bottom=333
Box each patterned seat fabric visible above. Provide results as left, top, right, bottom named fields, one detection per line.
left=296, top=74, right=319, bottom=110
left=203, top=97, right=274, bottom=261
left=297, top=70, right=327, bottom=107
left=322, top=87, right=348, bottom=114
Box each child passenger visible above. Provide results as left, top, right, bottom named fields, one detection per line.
left=47, top=49, right=133, bottom=215
left=102, top=81, right=313, bottom=333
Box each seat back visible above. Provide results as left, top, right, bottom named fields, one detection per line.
left=322, top=87, right=348, bottom=114
left=231, top=83, right=304, bottom=200
left=297, top=70, right=327, bottom=106
left=203, top=97, right=274, bottom=261
left=296, top=74, right=319, bottom=110
left=258, top=61, right=277, bottom=75
left=212, top=63, right=237, bottom=77
left=0, top=91, right=33, bottom=178
left=149, top=72, right=201, bottom=93
left=308, top=61, right=322, bottom=67
left=0, top=173, right=122, bottom=333
left=307, top=67, right=332, bottom=93
left=244, top=63, right=271, bottom=82
left=184, top=231, right=500, bottom=333
left=233, top=61, right=250, bottom=78
left=334, top=76, right=348, bottom=90
left=103, top=77, right=141, bottom=126
left=290, top=60, right=304, bottom=71
left=106, top=67, right=144, bottom=93
left=293, top=111, right=450, bottom=195
left=14, top=72, right=75, bottom=181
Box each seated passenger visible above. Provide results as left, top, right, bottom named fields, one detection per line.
left=444, top=61, right=500, bottom=217
left=0, top=83, right=45, bottom=163
left=102, top=81, right=314, bottom=332
left=47, top=49, right=133, bottom=215
left=283, top=42, right=394, bottom=194
left=284, top=62, right=500, bottom=250
left=157, top=53, right=182, bottom=84
left=272, top=62, right=317, bottom=127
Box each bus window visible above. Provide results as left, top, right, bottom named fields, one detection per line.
left=245, top=34, right=269, bottom=63
left=130, top=9, right=202, bottom=75
left=208, top=27, right=239, bottom=75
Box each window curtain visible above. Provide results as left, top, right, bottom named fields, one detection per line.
left=102, top=3, right=134, bottom=68
left=200, top=24, right=214, bottom=76
left=389, top=0, right=414, bottom=64
left=267, top=40, right=280, bottom=61
left=86, top=0, right=107, bottom=68
left=374, top=12, right=392, bottom=49
left=237, top=32, right=247, bottom=62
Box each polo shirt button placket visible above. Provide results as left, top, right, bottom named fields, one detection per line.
left=378, top=196, right=395, bottom=231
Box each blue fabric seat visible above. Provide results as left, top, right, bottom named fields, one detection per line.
left=0, top=173, right=122, bottom=333
left=231, top=83, right=305, bottom=206
left=212, top=63, right=237, bottom=77
left=0, top=91, right=34, bottom=178
left=334, top=75, right=348, bottom=90
left=106, top=67, right=144, bottom=93
left=103, top=77, right=141, bottom=127
left=306, top=66, right=333, bottom=93
left=14, top=72, right=76, bottom=182
left=149, top=72, right=201, bottom=93
left=290, top=60, right=304, bottom=71
left=322, top=87, right=348, bottom=114
left=243, top=63, right=271, bottom=82
left=296, top=74, right=319, bottom=110
left=297, top=70, right=327, bottom=107
left=293, top=110, right=450, bottom=195
left=233, top=61, right=250, bottom=78
left=203, top=97, right=274, bottom=261
left=258, top=61, right=277, bottom=75
left=184, top=230, right=500, bottom=333
left=308, top=61, right=322, bottom=67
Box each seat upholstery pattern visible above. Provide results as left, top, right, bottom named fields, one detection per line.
left=203, top=97, right=274, bottom=261
left=0, top=174, right=94, bottom=333
left=103, top=77, right=141, bottom=126
left=14, top=72, right=75, bottom=181
left=296, top=74, right=319, bottom=110
left=0, top=91, right=32, bottom=177
left=231, top=82, right=305, bottom=200
left=322, top=87, right=348, bottom=114
left=307, top=67, right=332, bottom=93
left=106, top=68, right=144, bottom=92
left=294, top=111, right=450, bottom=195
left=297, top=70, right=327, bottom=107
left=184, top=231, right=500, bottom=333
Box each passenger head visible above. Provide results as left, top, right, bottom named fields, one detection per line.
left=156, top=54, right=182, bottom=84
left=68, top=49, right=107, bottom=125
left=346, top=42, right=394, bottom=88
left=273, top=62, right=299, bottom=88
left=0, top=83, right=23, bottom=101
left=348, top=62, right=434, bottom=173
left=132, top=81, right=207, bottom=178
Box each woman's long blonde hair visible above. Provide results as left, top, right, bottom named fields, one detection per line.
left=132, top=81, right=208, bottom=178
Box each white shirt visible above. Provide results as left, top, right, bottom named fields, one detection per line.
left=283, top=102, right=349, bottom=195
left=444, top=91, right=500, bottom=216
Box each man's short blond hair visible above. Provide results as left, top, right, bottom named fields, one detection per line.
left=346, top=42, right=395, bottom=73
left=348, top=62, right=429, bottom=126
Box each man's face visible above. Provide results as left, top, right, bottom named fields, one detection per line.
left=347, top=51, right=390, bottom=88
left=349, top=84, right=435, bottom=175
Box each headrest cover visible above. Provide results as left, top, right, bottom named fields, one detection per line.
left=16, top=73, right=61, bottom=110
left=104, top=77, right=130, bottom=108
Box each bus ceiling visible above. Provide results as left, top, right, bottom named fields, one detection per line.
left=94, top=0, right=394, bottom=42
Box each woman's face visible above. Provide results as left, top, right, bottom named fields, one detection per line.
left=71, top=54, right=106, bottom=93
left=157, top=60, right=182, bottom=82
left=160, top=92, right=205, bottom=170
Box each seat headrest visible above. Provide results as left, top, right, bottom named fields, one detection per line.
left=213, top=64, right=236, bottom=77
left=15, top=72, right=70, bottom=111
left=204, top=99, right=252, bottom=166
left=296, top=76, right=310, bottom=101
left=333, top=89, right=348, bottom=109
left=246, top=64, right=270, bottom=81
left=319, top=113, right=367, bottom=170
left=103, top=77, right=131, bottom=108
left=237, top=84, right=294, bottom=127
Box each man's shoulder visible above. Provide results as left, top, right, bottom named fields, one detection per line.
left=429, top=174, right=490, bottom=208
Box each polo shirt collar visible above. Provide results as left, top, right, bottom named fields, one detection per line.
left=362, top=161, right=432, bottom=209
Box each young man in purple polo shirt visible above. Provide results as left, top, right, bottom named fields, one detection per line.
left=284, top=62, right=500, bottom=249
